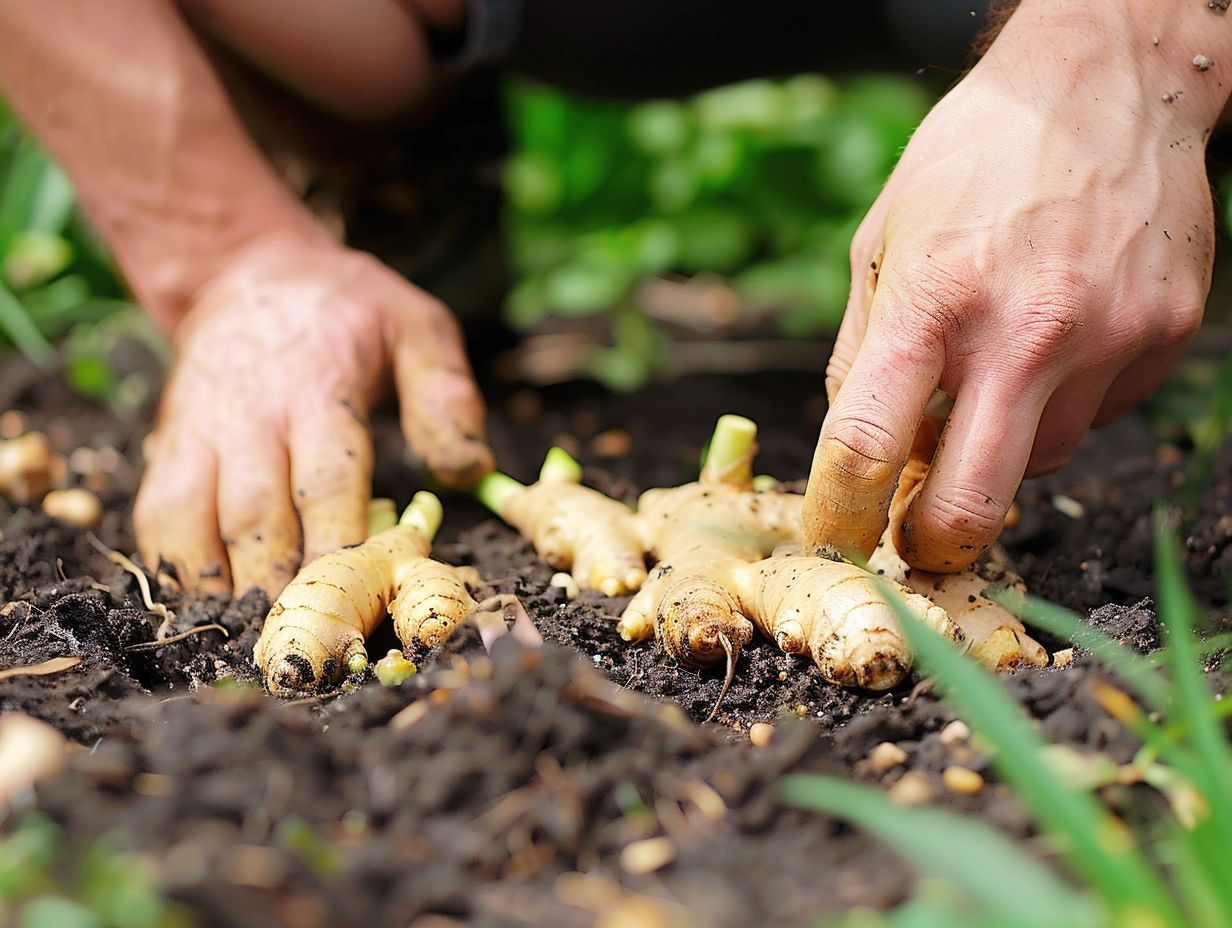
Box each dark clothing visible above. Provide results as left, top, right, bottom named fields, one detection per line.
left=442, top=0, right=992, bottom=95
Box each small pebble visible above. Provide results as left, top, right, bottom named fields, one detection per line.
left=748, top=722, right=774, bottom=747
left=0, top=410, right=24, bottom=439
left=549, top=572, right=580, bottom=601
left=867, top=741, right=908, bottom=773
left=42, top=488, right=102, bottom=529
left=1194, top=54, right=1215, bottom=71
left=620, top=837, right=675, bottom=875
left=942, top=766, right=985, bottom=795
left=506, top=389, right=542, bottom=425
left=793, top=703, right=809, bottom=718
left=888, top=771, right=933, bottom=806
left=1156, top=444, right=1183, bottom=466
left=590, top=429, right=632, bottom=458
left=1053, top=647, right=1075, bottom=667
left=597, top=897, right=674, bottom=928
left=939, top=720, right=971, bottom=747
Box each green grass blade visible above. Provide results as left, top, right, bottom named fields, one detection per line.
left=0, top=277, right=55, bottom=370
left=781, top=774, right=1095, bottom=927
left=0, top=139, right=47, bottom=246
left=1151, top=508, right=1232, bottom=881
left=995, top=591, right=1170, bottom=711
left=876, top=577, right=1181, bottom=923
left=24, top=161, right=74, bottom=235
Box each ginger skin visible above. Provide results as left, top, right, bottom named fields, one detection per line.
left=254, top=491, right=477, bottom=693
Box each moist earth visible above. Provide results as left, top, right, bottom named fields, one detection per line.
left=1, top=357, right=1229, bottom=928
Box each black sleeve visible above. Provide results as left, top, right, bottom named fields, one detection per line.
left=484, top=0, right=992, bottom=98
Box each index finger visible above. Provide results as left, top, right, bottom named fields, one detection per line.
left=803, top=295, right=944, bottom=559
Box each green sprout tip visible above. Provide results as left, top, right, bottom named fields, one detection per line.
left=700, top=414, right=757, bottom=486
left=474, top=472, right=525, bottom=515
left=374, top=649, right=417, bottom=686
left=367, top=498, right=398, bottom=536
left=540, top=446, right=583, bottom=483
left=400, top=490, right=444, bottom=541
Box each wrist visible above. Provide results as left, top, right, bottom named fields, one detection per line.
left=102, top=186, right=330, bottom=334
left=978, top=0, right=1232, bottom=137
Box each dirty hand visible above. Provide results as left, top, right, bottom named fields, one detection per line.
left=804, top=0, right=1224, bottom=573
left=134, top=232, right=492, bottom=597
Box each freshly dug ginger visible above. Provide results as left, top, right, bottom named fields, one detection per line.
left=478, top=414, right=1045, bottom=699
left=477, top=448, right=647, bottom=596
left=254, top=491, right=478, bottom=693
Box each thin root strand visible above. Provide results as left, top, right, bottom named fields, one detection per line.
left=704, top=632, right=737, bottom=723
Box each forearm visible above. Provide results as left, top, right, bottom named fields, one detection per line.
left=980, top=0, right=1232, bottom=134
left=0, top=0, right=323, bottom=332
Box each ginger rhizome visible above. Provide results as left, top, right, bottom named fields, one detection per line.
left=254, top=491, right=479, bottom=693
left=477, top=415, right=1046, bottom=697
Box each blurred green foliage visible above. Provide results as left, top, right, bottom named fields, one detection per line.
left=0, top=100, right=161, bottom=408
left=0, top=814, right=193, bottom=928
left=502, top=75, right=933, bottom=363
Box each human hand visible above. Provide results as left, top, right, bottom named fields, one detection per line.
left=803, top=2, right=1222, bottom=572
left=134, top=231, right=492, bottom=597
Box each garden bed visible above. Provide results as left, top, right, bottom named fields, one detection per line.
left=1, top=356, right=1229, bottom=928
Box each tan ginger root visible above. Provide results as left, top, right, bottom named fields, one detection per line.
left=871, top=416, right=1048, bottom=671
left=254, top=491, right=478, bottom=693
left=477, top=415, right=1046, bottom=695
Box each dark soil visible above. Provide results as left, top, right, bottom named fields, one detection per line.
left=2, top=354, right=1230, bottom=928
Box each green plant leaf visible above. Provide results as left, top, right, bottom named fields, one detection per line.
left=782, top=774, right=1094, bottom=927
left=874, top=575, right=1182, bottom=923
left=0, top=277, right=55, bottom=369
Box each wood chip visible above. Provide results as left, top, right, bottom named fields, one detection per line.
left=0, top=712, right=66, bottom=804
left=42, top=488, right=102, bottom=528
left=620, top=837, right=675, bottom=875
left=942, top=766, right=985, bottom=795
left=683, top=780, right=727, bottom=822
left=1052, top=647, right=1075, bottom=667
left=939, top=720, right=971, bottom=746
left=597, top=896, right=675, bottom=928
left=0, top=655, right=81, bottom=682
left=867, top=741, right=908, bottom=773
left=888, top=771, right=933, bottom=806
left=389, top=700, right=430, bottom=731
left=590, top=430, right=632, bottom=458
left=1050, top=494, right=1085, bottom=520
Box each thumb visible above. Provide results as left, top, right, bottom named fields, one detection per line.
left=388, top=297, right=493, bottom=488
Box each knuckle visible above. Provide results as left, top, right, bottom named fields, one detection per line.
left=1159, top=294, right=1205, bottom=343
left=294, top=455, right=368, bottom=508
left=882, top=257, right=974, bottom=349
left=916, top=484, right=1003, bottom=545
left=219, top=481, right=282, bottom=536
left=821, top=414, right=904, bottom=488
